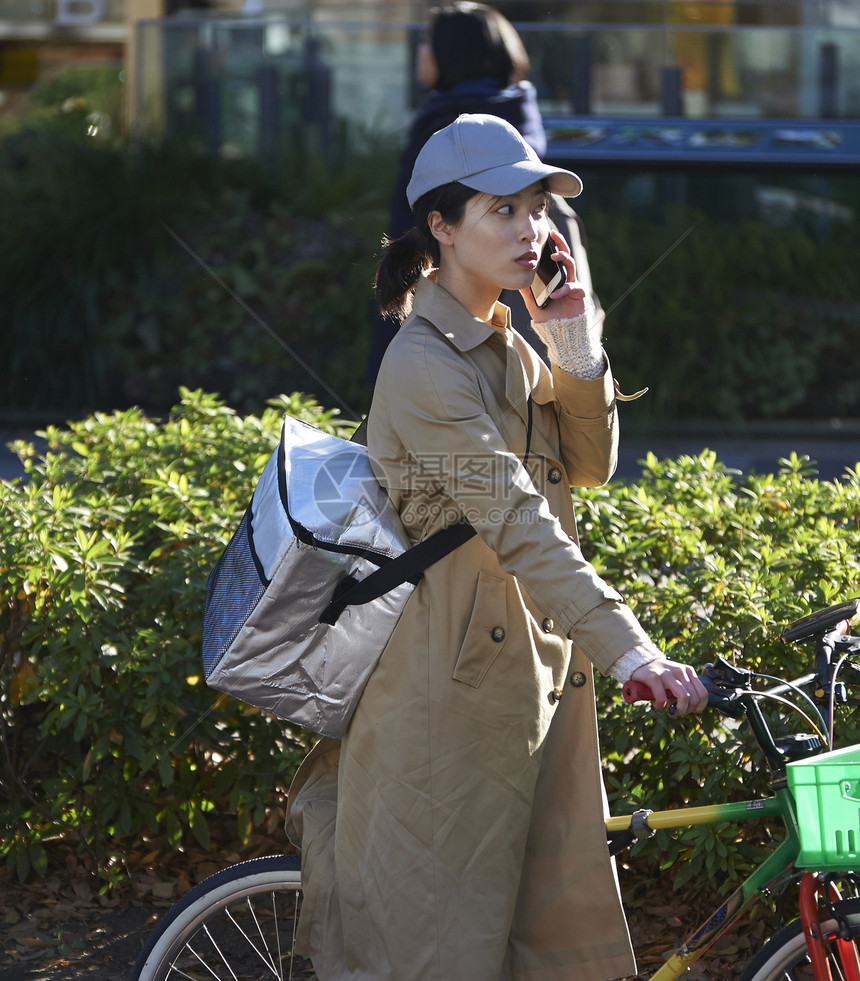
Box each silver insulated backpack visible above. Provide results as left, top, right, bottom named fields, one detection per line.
left=201, top=415, right=474, bottom=737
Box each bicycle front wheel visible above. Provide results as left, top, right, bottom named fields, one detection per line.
left=740, top=897, right=860, bottom=981
left=130, top=853, right=315, bottom=980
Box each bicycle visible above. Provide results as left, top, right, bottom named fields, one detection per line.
left=131, top=597, right=860, bottom=981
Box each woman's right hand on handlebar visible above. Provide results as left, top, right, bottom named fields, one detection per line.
left=627, top=658, right=709, bottom=716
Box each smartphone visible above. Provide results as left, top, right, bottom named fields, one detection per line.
left=529, top=239, right=567, bottom=309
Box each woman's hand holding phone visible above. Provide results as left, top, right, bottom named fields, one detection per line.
left=521, top=229, right=588, bottom=323
left=522, top=228, right=606, bottom=378
left=528, top=237, right=566, bottom=310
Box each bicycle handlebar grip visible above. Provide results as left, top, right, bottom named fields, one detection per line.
left=622, top=680, right=656, bottom=703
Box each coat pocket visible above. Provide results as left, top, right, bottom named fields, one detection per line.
left=452, top=572, right=508, bottom=688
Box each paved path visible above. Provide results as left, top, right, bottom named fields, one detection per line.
left=617, top=433, right=860, bottom=482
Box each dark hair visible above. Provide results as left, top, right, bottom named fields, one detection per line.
left=429, top=2, right=530, bottom=92
left=375, top=182, right=479, bottom=323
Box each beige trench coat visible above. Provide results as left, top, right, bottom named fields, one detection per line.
left=286, top=275, right=652, bottom=981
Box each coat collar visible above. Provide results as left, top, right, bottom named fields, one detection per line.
left=410, top=274, right=556, bottom=414
left=411, top=273, right=505, bottom=352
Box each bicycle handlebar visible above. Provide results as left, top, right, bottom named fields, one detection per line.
left=621, top=680, right=663, bottom=704
left=621, top=663, right=748, bottom=716
left=620, top=598, right=860, bottom=770
left=623, top=606, right=860, bottom=711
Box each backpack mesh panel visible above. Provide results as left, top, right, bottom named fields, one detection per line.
left=202, top=508, right=267, bottom=677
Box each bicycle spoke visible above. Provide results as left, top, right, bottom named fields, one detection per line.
left=191, top=932, right=239, bottom=981
left=273, top=894, right=284, bottom=981
left=181, top=940, right=229, bottom=981
left=222, top=904, right=279, bottom=976
left=178, top=895, right=307, bottom=979
left=131, top=858, right=313, bottom=981
left=164, top=962, right=210, bottom=981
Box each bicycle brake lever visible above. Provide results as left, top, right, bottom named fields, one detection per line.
left=702, top=656, right=752, bottom=689
left=695, top=661, right=748, bottom=718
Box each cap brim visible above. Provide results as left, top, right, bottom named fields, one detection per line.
left=459, top=160, right=583, bottom=199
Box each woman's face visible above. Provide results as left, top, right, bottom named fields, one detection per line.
left=431, top=182, right=551, bottom=318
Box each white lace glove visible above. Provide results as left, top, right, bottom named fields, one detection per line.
left=608, top=641, right=663, bottom=683
left=530, top=302, right=605, bottom=380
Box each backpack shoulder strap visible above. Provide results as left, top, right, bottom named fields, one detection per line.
left=318, top=518, right=475, bottom=625
left=320, top=394, right=534, bottom=625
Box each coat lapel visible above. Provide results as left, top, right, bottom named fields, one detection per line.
left=505, top=338, right=531, bottom=427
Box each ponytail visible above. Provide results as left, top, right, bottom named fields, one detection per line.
left=375, top=227, right=434, bottom=323
left=375, top=181, right=478, bottom=324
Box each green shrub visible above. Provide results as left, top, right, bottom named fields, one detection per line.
left=0, top=64, right=123, bottom=140
left=1, top=393, right=859, bottom=892
left=0, top=389, right=352, bottom=885
left=580, top=194, right=860, bottom=424
left=2, top=116, right=859, bottom=428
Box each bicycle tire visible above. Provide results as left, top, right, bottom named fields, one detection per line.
left=739, top=897, right=860, bottom=981
left=130, top=853, right=316, bottom=980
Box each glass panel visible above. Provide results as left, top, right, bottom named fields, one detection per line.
left=136, top=15, right=412, bottom=156
left=0, top=0, right=126, bottom=25
left=521, top=24, right=860, bottom=121
left=131, top=7, right=860, bottom=155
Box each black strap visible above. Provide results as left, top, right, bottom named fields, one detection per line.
left=320, top=395, right=534, bottom=625
left=319, top=518, right=476, bottom=624
left=522, top=396, right=533, bottom=469
left=349, top=418, right=368, bottom=446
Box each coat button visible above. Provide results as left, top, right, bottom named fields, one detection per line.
left=542, top=617, right=554, bottom=633
left=550, top=687, right=563, bottom=703
left=570, top=671, right=587, bottom=687
left=491, top=626, right=506, bottom=642
left=547, top=467, right=563, bottom=484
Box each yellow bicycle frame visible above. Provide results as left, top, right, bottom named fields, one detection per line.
left=606, top=791, right=800, bottom=978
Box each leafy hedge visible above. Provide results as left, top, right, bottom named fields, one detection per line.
left=0, top=119, right=392, bottom=421
left=2, top=391, right=859, bottom=890
left=578, top=181, right=860, bottom=424
left=0, top=390, right=348, bottom=885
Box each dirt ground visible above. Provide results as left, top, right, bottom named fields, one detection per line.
left=0, top=826, right=289, bottom=981
left=0, top=898, right=155, bottom=980
left=0, top=839, right=773, bottom=981
left=0, top=873, right=160, bottom=981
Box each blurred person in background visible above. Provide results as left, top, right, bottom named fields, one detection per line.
left=366, top=1, right=599, bottom=383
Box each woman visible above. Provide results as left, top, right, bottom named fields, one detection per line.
left=287, top=114, right=708, bottom=981
left=366, top=1, right=551, bottom=383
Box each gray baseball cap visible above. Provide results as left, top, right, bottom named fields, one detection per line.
left=406, top=113, right=582, bottom=209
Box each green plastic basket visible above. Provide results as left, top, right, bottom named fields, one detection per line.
left=787, top=743, right=860, bottom=871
